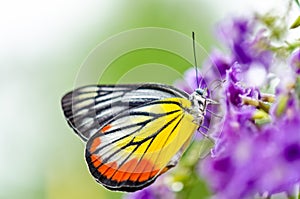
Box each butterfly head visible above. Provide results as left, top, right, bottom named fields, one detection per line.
left=190, top=87, right=218, bottom=114
left=190, top=88, right=208, bottom=115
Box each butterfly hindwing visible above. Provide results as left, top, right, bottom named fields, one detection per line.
left=85, top=97, right=199, bottom=192
left=61, top=84, right=189, bottom=142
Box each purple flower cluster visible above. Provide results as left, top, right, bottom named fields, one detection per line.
left=201, top=72, right=300, bottom=199
left=290, top=49, right=300, bottom=74
left=123, top=15, right=300, bottom=199
left=202, top=95, right=300, bottom=198
left=192, top=17, right=300, bottom=199
left=211, top=18, right=272, bottom=90
left=174, top=15, right=300, bottom=198
left=217, top=17, right=272, bottom=70
left=124, top=178, right=175, bottom=199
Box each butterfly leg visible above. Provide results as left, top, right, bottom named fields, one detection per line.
left=206, top=109, right=223, bottom=119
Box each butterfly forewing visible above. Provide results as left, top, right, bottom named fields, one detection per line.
left=61, top=84, right=188, bottom=142
left=85, top=98, right=199, bottom=192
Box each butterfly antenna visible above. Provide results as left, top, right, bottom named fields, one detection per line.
left=192, top=32, right=200, bottom=88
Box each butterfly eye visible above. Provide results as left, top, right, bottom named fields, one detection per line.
left=195, top=89, right=204, bottom=96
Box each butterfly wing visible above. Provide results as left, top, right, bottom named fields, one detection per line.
left=61, top=84, right=189, bottom=141
left=85, top=97, right=200, bottom=192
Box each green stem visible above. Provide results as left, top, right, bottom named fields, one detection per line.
left=241, top=96, right=272, bottom=113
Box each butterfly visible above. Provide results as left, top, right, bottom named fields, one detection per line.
left=61, top=83, right=216, bottom=192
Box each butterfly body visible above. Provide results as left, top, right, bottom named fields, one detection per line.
left=61, top=83, right=210, bottom=192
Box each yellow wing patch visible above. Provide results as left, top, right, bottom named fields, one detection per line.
left=85, top=98, right=199, bottom=191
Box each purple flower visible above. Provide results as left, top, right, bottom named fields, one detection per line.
left=211, top=103, right=256, bottom=157
left=217, top=17, right=272, bottom=72
left=124, top=182, right=175, bottom=199
left=283, top=142, right=300, bottom=162
left=259, top=110, right=300, bottom=194
left=202, top=116, right=300, bottom=198
left=223, top=63, right=262, bottom=108
left=217, top=18, right=252, bottom=48
left=200, top=85, right=300, bottom=199
left=174, top=14, right=300, bottom=199
left=217, top=18, right=254, bottom=65
left=226, top=82, right=245, bottom=106
left=202, top=129, right=260, bottom=198
left=290, top=49, right=300, bottom=74
left=197, top=27, right=300, bottom=197
left=125, top=188, right=156, bottom=199
left=202, top=49, right=233, bottom=83
left=233, top=42, right=253, bottom=64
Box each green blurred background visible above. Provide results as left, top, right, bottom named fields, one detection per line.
left=0, top=0, right=282, bottom=198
